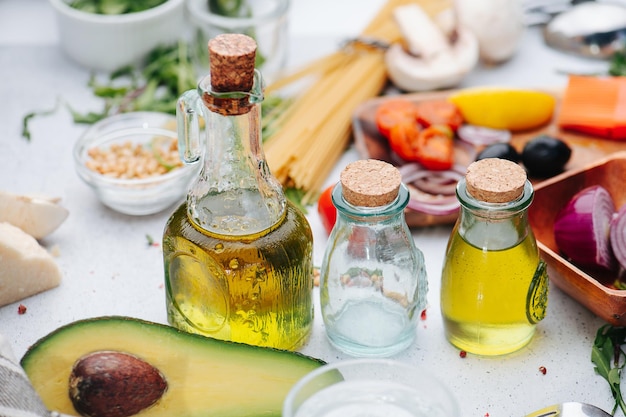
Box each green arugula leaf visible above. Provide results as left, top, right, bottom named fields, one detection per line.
left=68, top=0, right=168, bottom=14
left=68, top=0, right=98, bottom=13
left=100, top=0, right=127, bottom=15
left=284, top=187, right=308, bottom=215
left=134, top=79, right=159, bottom=111
left=66, top=105, right=108, bottom=124
left=21, top=99, right=62, bottom=141
left=21, top=38, right=285, bottom=141
left=110, top=65, right=135, bottom=80
left=91, top=84, right=130, bottom=99
left=209, top=0, right=243, bottom=16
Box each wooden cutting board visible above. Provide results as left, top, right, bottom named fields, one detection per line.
left=352, top=89, right=626, bottom=227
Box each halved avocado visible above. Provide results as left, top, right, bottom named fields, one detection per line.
left=21, top=316, right=334, bottom=417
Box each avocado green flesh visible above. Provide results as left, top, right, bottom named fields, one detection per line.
left=21, top=316, right=332, bottom=417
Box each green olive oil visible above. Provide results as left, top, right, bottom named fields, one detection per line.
left=164, top=200, right=313, bottom=351
left=165, top=34, right=314, bottom=351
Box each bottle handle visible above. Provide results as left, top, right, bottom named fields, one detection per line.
left=176, top=89, right=203, bottom=164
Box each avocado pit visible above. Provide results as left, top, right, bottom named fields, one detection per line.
left=69, top=350, right=167, bottom=417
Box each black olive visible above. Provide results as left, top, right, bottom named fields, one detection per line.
left=476, top=143, right=520, bottom=163
left=521, top=135, right=572, bottom=178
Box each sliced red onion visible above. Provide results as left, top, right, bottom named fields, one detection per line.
left=457, top=125, right=512, bottom=146
left=406, top=195, right=460, bottom=216
left=416, top=174, right=456, bottom=186
left=397, top=162, right=423, bottom=177
left=400, top=164, right=465, bottom=192
left=410, top=192, right=458, bottom=205
left=413, top=170, right=463, bottom=196
left=554, top=185, right=616, bottom=271
left=610, top=204, right=626, bottom=270
left=455, top=137, right=479, bottom=161
left=451, top=163, right=468, bottom=175
left=398, top=163, right=464, bottom=216
left=398, top=162, right=432, bottom=184
left=405, top=187, right=460, bottom=216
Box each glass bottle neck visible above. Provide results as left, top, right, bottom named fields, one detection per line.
left=187, top=71, right=286, bottom=237
left=455, top=179, right=534, bottom=250
left=332, top=182, right=410, bottom=225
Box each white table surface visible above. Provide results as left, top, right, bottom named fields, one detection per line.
left=0, top=1, right=619, bottom=416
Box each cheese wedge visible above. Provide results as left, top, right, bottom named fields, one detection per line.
left=0, top=191, right=69, bottom=240
left=0, top=222, right=61, bottom=307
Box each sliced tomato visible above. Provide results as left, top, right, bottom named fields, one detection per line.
left=416, top=100, right=464, bottom=132
left=375, top=99, right=419, bottom=139
left=388, top=121, right=422, bottom=162
left=317, top=184, right=337, bottom=235
left=414, top=125, right=455, bottom=171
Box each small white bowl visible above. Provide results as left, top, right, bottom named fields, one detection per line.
left=49, top=0, right=185, bottom=71
left=73, top=112, right=198, bottom=216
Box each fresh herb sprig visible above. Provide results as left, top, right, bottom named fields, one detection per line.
left=21, top=41, right=197, bottom=139
left=592, top=324, right=626, bottom=415
left=20, top=34, right=300, bottom=204
left=21, top=98, right=62, bottom=141
left=79, top=41, right=198, bottom=120
left=22, top=39, right=282, bottom=140
left=610, top=51, right=626, bottom=76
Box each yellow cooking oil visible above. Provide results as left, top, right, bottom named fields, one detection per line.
left=163, top=201, right=314, bottom=351
left=441, top=228, right=547, bottom=356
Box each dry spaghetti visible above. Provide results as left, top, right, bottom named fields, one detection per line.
left=263, top=0, right=450, bottom=203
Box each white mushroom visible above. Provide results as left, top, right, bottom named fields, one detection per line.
left=0, top=191, right=69, bottom=240
left=455, top=0, right=525, bottom=64
left=393, top=3, right=451, bottom=59
left=384, top=4, right=479, bottom=92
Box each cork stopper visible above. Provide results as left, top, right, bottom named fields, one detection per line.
left=465, top=158, right=527, bottom=203
left=340, top=159, right=402, bottom=207
left=208, top=33, right=256, bottom=93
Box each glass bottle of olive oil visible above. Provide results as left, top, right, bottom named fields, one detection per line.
left=440, top=158, right=548, bottom=356
left=163, top=34, right=313, bottom=350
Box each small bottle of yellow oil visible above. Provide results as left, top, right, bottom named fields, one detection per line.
left=162, top=34, right=313, bottom=351
left=440, top=158, right=548, bottom=356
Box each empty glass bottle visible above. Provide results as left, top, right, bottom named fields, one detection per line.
left=320, top=159, right=428, bottom=357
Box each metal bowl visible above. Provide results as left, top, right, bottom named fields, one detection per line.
left=543, top=2, right=626, bottom=59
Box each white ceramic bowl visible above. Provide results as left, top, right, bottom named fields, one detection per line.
left=73, top=112, right=198, bottom=216
left=49, top=0, right=185, bottom=72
